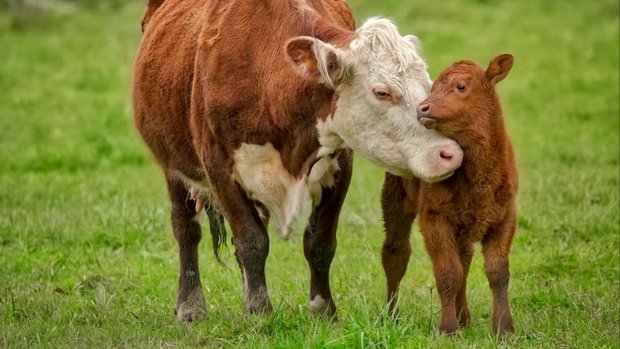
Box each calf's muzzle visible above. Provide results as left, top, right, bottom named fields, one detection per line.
left=416, top=103, right=436, bottom=127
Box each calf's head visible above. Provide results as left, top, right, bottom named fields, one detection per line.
left=416, top=54, right=514, bottom=141
left=286, top=18, right=462, bottom=182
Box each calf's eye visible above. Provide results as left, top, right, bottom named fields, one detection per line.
left=456, top=83, right=466, bottom=92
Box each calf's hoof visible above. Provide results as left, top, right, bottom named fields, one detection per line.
left=458, top=309, right=470, bottom=328
left=439, top=318, right=459, bottom=336
left=494, top=322, right=515, bottom=339
left=385, top=305, right=400, bottom=321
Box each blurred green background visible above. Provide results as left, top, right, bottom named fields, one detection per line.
left=1, top=0, right=618, bottom=347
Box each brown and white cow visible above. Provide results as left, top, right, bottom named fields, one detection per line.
left=133, top=0, right=463, bottom=321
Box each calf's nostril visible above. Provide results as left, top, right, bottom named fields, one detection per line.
left=416, top=104, right=430, bottom=116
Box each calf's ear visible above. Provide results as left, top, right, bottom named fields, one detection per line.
left=484, top=54, right=514, bottom=86
left=285, top=36, right=344, bottom=90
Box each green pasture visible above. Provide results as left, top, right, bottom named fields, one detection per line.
left=0, top=0, right=618, bottom=347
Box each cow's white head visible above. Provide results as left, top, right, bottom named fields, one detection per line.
left=286, top=18, right=462, bottom=181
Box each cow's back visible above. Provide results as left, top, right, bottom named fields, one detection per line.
left=133, top=0, right=354, bottom=179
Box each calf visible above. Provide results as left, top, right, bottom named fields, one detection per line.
left=133, top=0, right=463, bottom=322
left=380, top=54, right=517, bottom=336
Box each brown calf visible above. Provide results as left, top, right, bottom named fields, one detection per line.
left=381, top=54, right=517, bottom=336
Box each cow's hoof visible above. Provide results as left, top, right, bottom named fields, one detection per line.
left=244, top=286, right=273, bottom=314
left=175, top=290, right=207, bottom=322
left=309, top=295, right=337, bottom=320
left=176, top=304, right=206, bottom=322
left=245, top=299, right=273, bottom=314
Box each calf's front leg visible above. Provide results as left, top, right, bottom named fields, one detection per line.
left=456, top=243, right=474, bottom=328
left=420, top=213, right=463, bottom=334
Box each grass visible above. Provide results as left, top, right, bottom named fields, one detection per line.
left=0, top=0, right=618, bottom=347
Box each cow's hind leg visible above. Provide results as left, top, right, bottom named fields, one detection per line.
left=380, top=173, right=416, bottom=318
left=304, top=150, right=352, bottom=319
left=166, top=175, right=207, bottom=322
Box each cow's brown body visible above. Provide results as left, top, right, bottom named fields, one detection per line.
left=133, top=0, right=356, bottom=321
left=135, top=0, right=355, bottom=182
left=380, top=55, right=518, bottom=336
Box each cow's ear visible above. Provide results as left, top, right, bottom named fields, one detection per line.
left=403, top=34, right=422, bottom=54
left=484, top=54, right=514, bottom=86
left=285, top=36, right=343, bottom=89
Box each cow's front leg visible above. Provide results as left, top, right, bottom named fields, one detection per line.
left=203, top=149, right=272, bottom=314
left=165, top=175, right=206, bottom=322
left=304, top=150, right=352, bottom=318
left=233, top=219, right=272, bottom=313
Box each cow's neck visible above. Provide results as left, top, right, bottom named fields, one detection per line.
left=269, top=86, right=341, bottom=179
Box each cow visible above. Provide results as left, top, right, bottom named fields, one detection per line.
left=133, top=0, right=463, bottom=322
left=380, top=54, right=517, bottom=336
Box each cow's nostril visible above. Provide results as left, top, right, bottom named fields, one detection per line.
left=437, top=146, right=463, bottom=172
left=440, top=150, right=454, bottom=160
left=421, top=104, right=430, bottom=112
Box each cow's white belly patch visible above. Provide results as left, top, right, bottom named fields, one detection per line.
left=232, top=142, right=339, bottom=239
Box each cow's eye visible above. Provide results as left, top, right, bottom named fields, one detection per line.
left=456, top=83, right=466, bottom=92
left=373, top=88, right=392, bottom=101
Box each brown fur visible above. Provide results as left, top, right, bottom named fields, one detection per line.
left=140, top=0, right=165, bottom=32
left=133, top=0, right=356, bottom=321
left=380, top=54, right=518, bottom=336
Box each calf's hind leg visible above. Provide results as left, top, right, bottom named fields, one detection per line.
left=482, top=220, right=516, bottom=337
left=380, top=173, right=417, bottom=317
left=166, top=175, right=207, bottom=322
